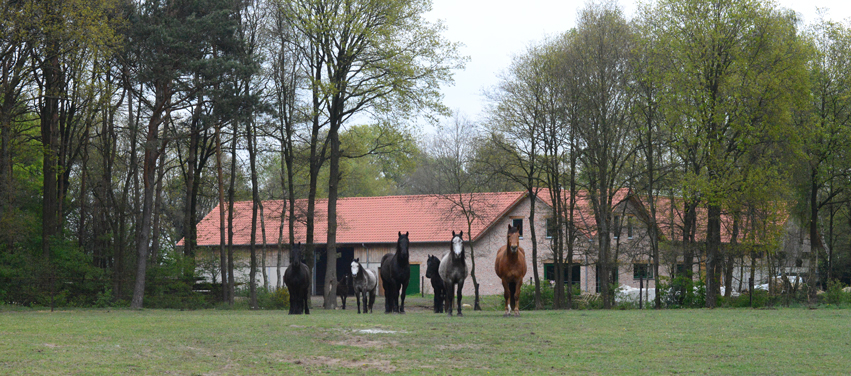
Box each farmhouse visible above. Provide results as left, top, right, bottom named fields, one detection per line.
left=188, top=190, right=812, bottom=297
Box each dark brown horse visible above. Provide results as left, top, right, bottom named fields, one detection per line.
left=494, top=224, right=526, bottom=317
left=335, top=273, right=351, bottom=310
left=380, top=232, right=410, bottom=313
left=284, top=242, right=311, bottom=315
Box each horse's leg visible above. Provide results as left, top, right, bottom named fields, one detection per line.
left=368, top=290, right=375, bottom=313
left=445, top=281, right=454, bottom=317
left=399, top=281, right=408, bottom=314
left=502, top=279, right=511, bottom=317
left=433, top=290, right=440, bottom=313
left=385, top=282, right=394, bottom=313
left=456, top=281, right=464, bottom=317
left=304, top=289, right=310, bottom=315
left=508, top=280, right=518, bottom=318
left=341, top=294, right=346, bottom=310
left=355, top=290, right=361, bottom=314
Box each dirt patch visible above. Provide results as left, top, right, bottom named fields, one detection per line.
left=438, top=343, right=483, bottom=351
left=331, top=336, right=397, bottom=349
left=290, top=356, right=396, bottom=373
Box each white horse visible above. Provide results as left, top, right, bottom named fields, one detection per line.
left=351, top=258, right=378, bottom=314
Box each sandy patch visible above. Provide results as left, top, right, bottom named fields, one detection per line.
left=290, top=356, right=396, bottom=373
left=331, top=336, right=397, bottom=348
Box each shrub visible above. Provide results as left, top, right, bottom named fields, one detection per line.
left=517, top=281, right=556, bottom=310
left=257, top=287, right=289, bottom=310
left=823, top=280, right=848, bottom=306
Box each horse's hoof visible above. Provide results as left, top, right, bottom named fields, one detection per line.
left=503, top=312, right=510, bottom=317
left=457, top=312, right=463, bottom=317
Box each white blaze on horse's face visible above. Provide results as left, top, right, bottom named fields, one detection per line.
left=452, top=235, right=463, bottom=256
left=351, top=261, right=359, bottom=276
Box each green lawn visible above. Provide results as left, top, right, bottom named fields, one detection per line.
left=1, top=297, right=849, bottom=375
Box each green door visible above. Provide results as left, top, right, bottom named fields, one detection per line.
left=406, top=264, right=420, bottom=295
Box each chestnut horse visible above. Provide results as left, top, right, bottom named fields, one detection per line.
left=494, top=224, right=526, bottom=317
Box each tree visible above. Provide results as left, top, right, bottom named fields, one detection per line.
left=485, top=43, right=549, bottom=309
left=650, top=0, right=808, bottom=307
left=797, top=16, right=851, bottom=302
left=422, top=112, right=490, bottom=310
left=278, top=0, right=464, bottom=308
left=571, top=2, right=637, bottom=309
left=127, top=0, right=246, bottom=309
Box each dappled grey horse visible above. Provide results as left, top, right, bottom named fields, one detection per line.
left=351, top=258, right=378, bottom=314
left=439, top=231, right=468, bottom=317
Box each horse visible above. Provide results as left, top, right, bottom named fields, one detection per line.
left=494, top=224, right=527, bottom=317
left=439, top=231, right=468, bottom=317
left=284, top=242, right=311, bottom=315
left=335, top=272, right=351, bottom=310
left=425, top=254, right=445, bottom=313
left=379, top=231, right=410, bottom=313
left=350, top=258, right=378, bottom=314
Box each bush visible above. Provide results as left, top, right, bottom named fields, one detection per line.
left=823, top=280, right=849, bottom=306
left=257, top=287, right=289, bottom=310
left=518, top=282, right=554, bottom=310
left=657, top=276, right=707, bottom=308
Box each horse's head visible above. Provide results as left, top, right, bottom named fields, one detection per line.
left=507, top=224, right=520, bottom=253
left=290, top=242, right=303, bottom=264
left=397, top=231, right=410, bottom=258
left=451, top=230, right=464, bottom=257
left=426, top=255, right=439, bottom=278
left=351, top=258, right=361, bottom=277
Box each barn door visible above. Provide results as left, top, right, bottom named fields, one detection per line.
left=406, top=264, right=420, bottom=295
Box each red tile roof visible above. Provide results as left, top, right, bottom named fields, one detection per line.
left=185, top=192, right=526, bottom=246
left=184, top=189, right=784, bottom=247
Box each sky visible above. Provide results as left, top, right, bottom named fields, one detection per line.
left=424, top=0, right=851, bottom=128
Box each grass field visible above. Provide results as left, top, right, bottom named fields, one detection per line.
left=2, top=296, right=849, bottom=375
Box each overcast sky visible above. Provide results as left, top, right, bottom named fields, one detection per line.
left=423, top=0, right=851, bottom=130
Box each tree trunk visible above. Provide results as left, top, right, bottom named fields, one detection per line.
left=248, top=117, right=259, bottom=310
left=130, top=80, right=169, bottom=309
left=324, top=120, right=341, bottom=309
left=528, top=189, right=542, bottom=310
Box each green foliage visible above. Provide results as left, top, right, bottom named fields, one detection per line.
left=256, top=287, right=290, bottom=310
left=658, top=276, right=706, bottom=308
left=143, top=253, right=212, bottom=310
left=822, top=280, right=850, bottom=306
left=518, top=282, right=553, bottom=310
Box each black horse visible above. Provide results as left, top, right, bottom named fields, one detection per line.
left=380, top=231, right=410, bottom=313
left=439, top=231, right=468, bottom=317
left=336, top=273, right=351, bottom=310
left=284, top=242, right=311, bottom=315
left=426, top=254, right=445, bottom=313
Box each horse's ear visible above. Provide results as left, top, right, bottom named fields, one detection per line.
left=452, top=230, right=456, bottom=237
left=398, top=231, right=402, bottom=237
left=459, top=230, right=463, bottom=237
left=405, top=231, right=409, bottom=237
left=508, top=223, right=511, bottom=230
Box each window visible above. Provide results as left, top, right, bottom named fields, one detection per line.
left=627, top=216, right=633, bottom=239
left=512, top=218, right=523, bottom=237
left=675, top=263, right=686, bottom=277
left=544, top=263, right=581, bottom=293
left=595, top=264, right=619, bottom=293
left=613, top=215, right=621, bottom=239
left=633, top=264, right=654, bottom=279
left=545, top=218, right=555, bottom=239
